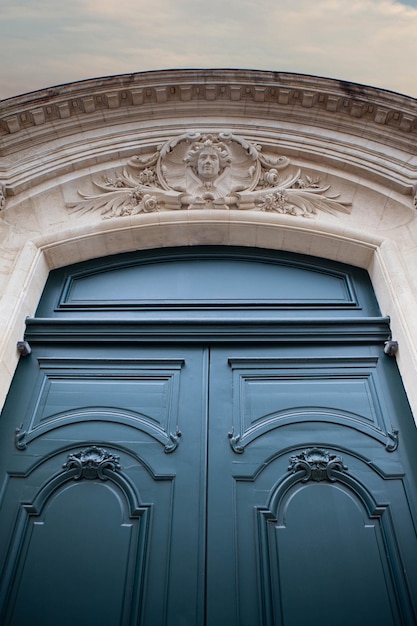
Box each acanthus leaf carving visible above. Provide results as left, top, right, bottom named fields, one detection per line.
left=385, top=426, right=399, bottom=452
left=0, top=183, right=6, bottom=211
left=68, top=131, right=351, bottom=219
left=15, top=427, right=27, bottom=450
left=63, top=445, right=121, bottom=480
left=228, top=428, right=244, bottom=454
left=288, top=448, right=348, bottom=482
left=163, top=427, right=182, bottom=454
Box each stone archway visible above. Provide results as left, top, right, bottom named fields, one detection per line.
left=1, top=69, right=417, bottom=418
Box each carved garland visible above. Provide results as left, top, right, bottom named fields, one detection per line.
left=68, top=131, right=351, bottom=220
left=63, top=446, right=121, bottom=480
left=288, top=448, right=348, bottom=482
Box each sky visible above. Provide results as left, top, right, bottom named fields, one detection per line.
left=1, top=0, right=416, bottom=101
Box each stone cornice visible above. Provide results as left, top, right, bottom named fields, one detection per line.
left=1, top=70, right=417, bottom=151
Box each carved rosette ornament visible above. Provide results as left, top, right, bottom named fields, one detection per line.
left=63, top=446, right=121, bottom=480
left=288, top=448, right=348, bottom=482
left=68, top=131, right=351, bottom=219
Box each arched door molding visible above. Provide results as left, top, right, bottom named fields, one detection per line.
left=2, top=69, right=417, bottom=421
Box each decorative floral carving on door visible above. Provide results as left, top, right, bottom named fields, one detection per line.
left=288, top=448, right=348, bottom=482
left=63, top=445, right=121, bottom=480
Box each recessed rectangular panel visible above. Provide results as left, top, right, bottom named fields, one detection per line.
left=229, top=358, right=386, bottom=444
left=36, top=377, right=172, bottom=424
left=58, top=258, right=357, bottom=309
left=242, top=377, right=378, bottom=424
left=21, top=359, right=183, bottom=445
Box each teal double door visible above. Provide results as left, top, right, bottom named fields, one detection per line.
left=1, top=248, right=417, bottom=625
left=1, top=340, right=417, bottom=626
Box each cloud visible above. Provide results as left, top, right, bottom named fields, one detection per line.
left=1, top=0, right=416, bottom=99
left=395, top=0, right=417, bottom=6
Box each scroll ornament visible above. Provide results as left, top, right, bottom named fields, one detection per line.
left=68, top=131, right=351, bottom=219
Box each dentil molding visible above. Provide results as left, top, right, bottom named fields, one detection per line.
left=1, top=70, right=417, bottom=147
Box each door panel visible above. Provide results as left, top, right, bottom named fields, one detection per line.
left=207, top=345, right=417, bottom=626
left=6, top=480, right=147, bottom=626
left=1, top=342, right=417, bottom=625
left=0, top=345, right=208, bottom=626
left=268, top=482, right=399, bottom=625
left=14, top=356, right=186, bottom=451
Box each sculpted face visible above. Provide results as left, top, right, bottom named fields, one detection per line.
left=197, top=148, right=220, bottom=180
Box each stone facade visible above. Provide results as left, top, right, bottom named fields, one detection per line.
left=1, top=69, right=417, bottom=417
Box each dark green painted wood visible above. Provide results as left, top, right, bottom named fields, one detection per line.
left=0, top=345, right=209, bottom=626
left=7, top=481, right=144, bottom=626
left=35, top=246, right=381, bottom=319
left=207, top=345, right=417, bottom=626
left=1, top=248, right=416, bottom=626
left=62, top=258, right=353, bottom=305
left=23, top=316, right=392, bottom=344
left=271, top=483, right=397, bottom=624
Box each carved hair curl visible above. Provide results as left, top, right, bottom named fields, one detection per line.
left=184, top=137, right=232, bottom=169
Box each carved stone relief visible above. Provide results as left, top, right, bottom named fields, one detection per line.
left=68, top=131, right=351, bottom=219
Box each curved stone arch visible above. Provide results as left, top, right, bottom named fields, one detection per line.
left=3, top=211, right=415, bottom=415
